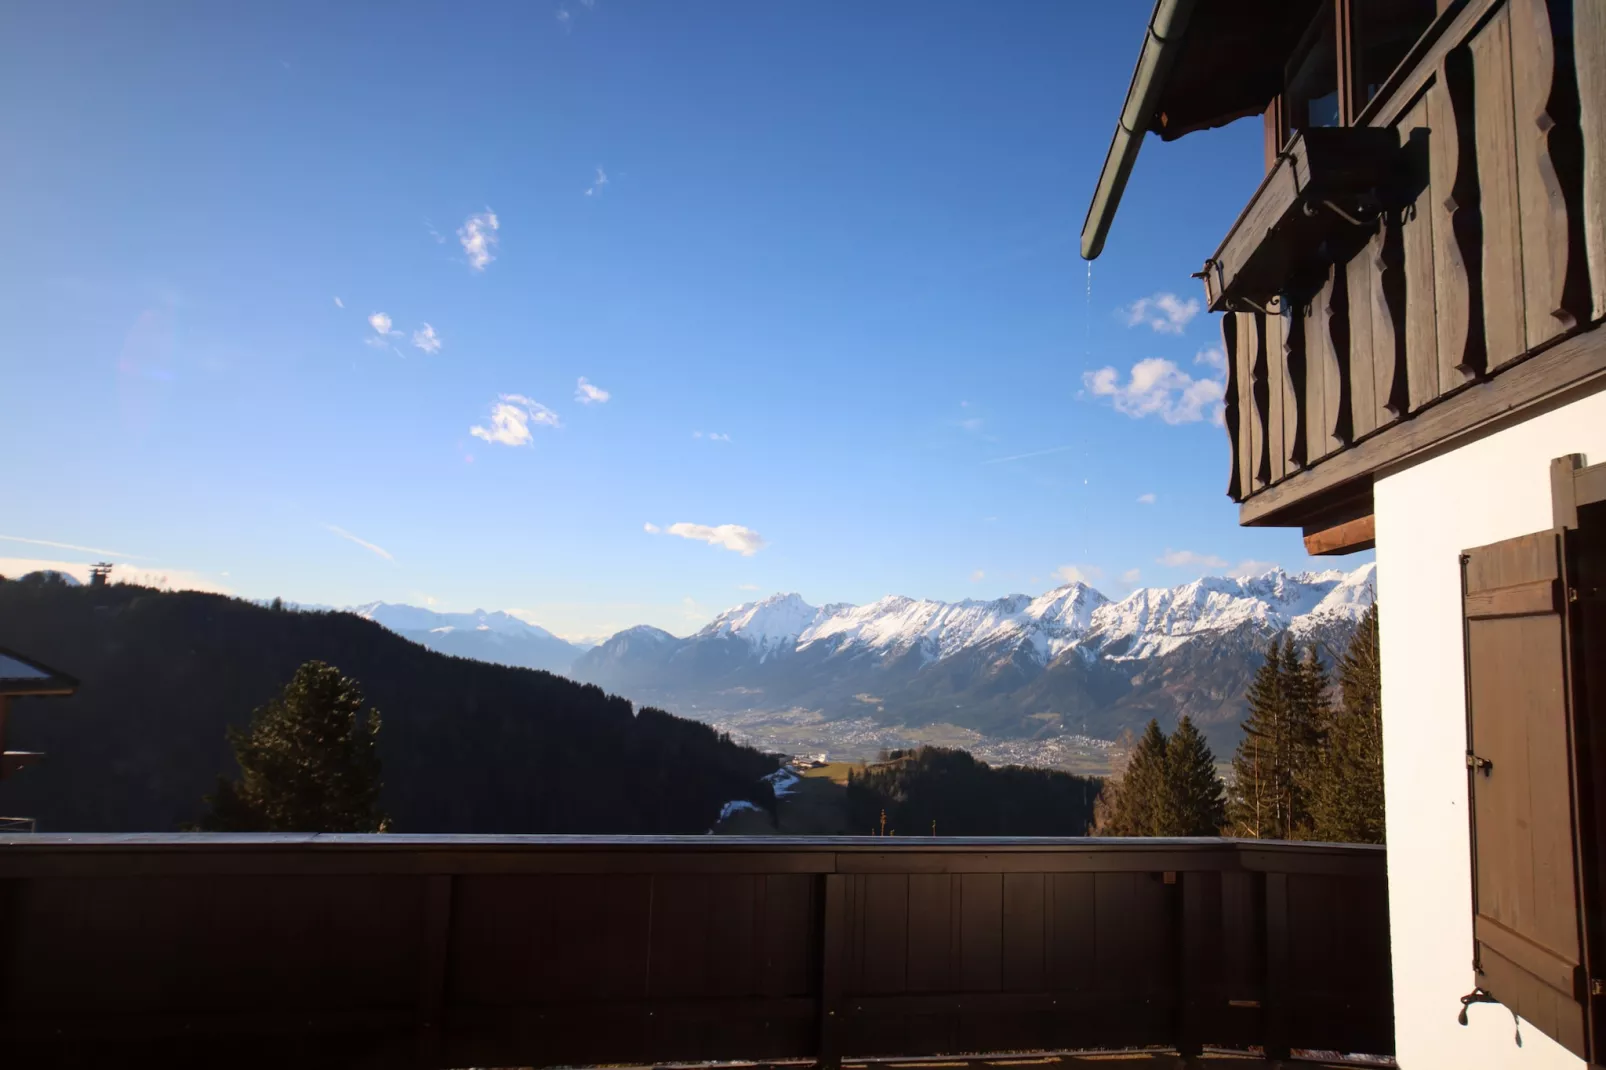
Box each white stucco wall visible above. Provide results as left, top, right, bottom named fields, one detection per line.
left=1374, top=386, right=1606, bottom=1070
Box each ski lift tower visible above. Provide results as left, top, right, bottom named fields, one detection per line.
left=88, top=563, right=113, bottom=587
left=0, top=649, right=78, bottom=829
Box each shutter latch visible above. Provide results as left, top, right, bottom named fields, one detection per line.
left=1467, top=753, right=1493, bottom=775
left=1592, top=978, right=1606, bottom=998
left=1458, top=987, right=1499, bottom=1025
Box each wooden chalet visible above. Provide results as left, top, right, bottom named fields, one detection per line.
left=1084, top=0, right=1606, bottom=1067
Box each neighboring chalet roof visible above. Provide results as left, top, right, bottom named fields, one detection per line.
left=1080, top=0, right=1322, bottom=260
left=0, top=649, right=78, bottom=698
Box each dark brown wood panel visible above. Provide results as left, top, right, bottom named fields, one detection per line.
left=1302, top=281, right=1333, bottom=464
left=1245, top=311, right=1270, bottom=489
left=1582, top=0, right=1606, bottom=321
left=1463, top=530, right=1590, bottom=1060
left=1370, top=211, right=1409, bottom=424
left=1224, top=311, right=1245, bottom=500
left=1282, top=306, right=1305, bottom=471
left=1429, top=46, right=1486, bottom=387
left=1398, top=94, right=1441, bottom=412
left=1510, top=0, right=1587, bottom=350
left=958, top=872, right=1003, bottom=993
left=1267, top=308, right=1287, bottom=483
left=1346, top=249, right=1379, bottom=439
left=1470, top=4, right=1528, bottom=369
left=1001, top=873, right=1047, bottom=993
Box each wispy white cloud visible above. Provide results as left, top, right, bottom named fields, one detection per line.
left=1158, top=549, right=1228, bottom=569
left=1124, top=292, right=1200, bottom=334
left=1121, top=568, right=1142, bottom=584
left=0, top=556, right=231, bottom=594
left=584, top=167, right=608, bottom=197
left=469, top=394, right=561, bottom=446
left=1137, top=492, right=1157, bottom=505
left=458, top=210, right=500, bottom=271
left=1228, top=559, right=1281, bottom=579
left=737, top=583, right=760, bottom=591
left=1083, top=358, right=1224, bottom=425
left=692, top=431, right=732, bottom=442
left=1052, top=564, right=1103, bottom=586
left=643, top=522, right=661, bottom=534
left=970, top=569, right=986, bottom=582
left=424, top=219, right=447, bottom=244
left=0, top=534, right=145, bottom=559
left=576, top=377, right=610, bottom=404
left=1195, top=346, right=1227, bottom=372
left=333, top=296, right=344, bottom=309
left=368, top=312, right=400, bottom=336
left=959, top=417, right=984, bottom=432
left=650, top=522, right=766, bottom=556
left=412, top=323, right=441, bottom=354
left=325, top=525, right=394, bottom=562
left=555, top=7, right=572, bottom=28
left=982, top=444, right=1077, bottom=466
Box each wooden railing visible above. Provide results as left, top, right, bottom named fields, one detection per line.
left=0, top=835, right=1392, bottom=1069
left=1221, top=0, right=1606, bottom=527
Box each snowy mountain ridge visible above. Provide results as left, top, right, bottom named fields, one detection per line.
left=696, top=564, right=1374, bottom=665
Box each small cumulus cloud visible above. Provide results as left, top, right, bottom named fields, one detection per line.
left=555, top=7, right=572, bottom=28
left=333, top=296, right=344, bottom=309
left=584, top=167, right=608, bottom=197
left=368, top=312, right=399, bottom=336
left=1137, top=493, right=1157, bottom=505
left=970, top=569, right=986, bottom=583
left=659, top=522, right=765, bottom=556
left=1195, top=346, right=1227, bottom=373
left=1052, top=564, right=1103, bottom=585
left=469, top=394, right=561, bottom=446
left=692, top=431, right=732, bottom=442
left=1124, top=292, right=1200, bottom=334
left=458, top=210, right=500, bottom=271
left=1158, top=549, right=1229, bottom=569
left=1083, top=358, right=1224, bottom=425
left=576, top=377, right=610, bottom=404
left=412, top=323, right=441, bottom=354
left=643, top=522, right=661, bottom=534
left=1121, top=568, right=1142, bottom=584
left=325, top=524, right=394, bottom=562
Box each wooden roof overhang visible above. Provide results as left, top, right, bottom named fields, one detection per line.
left=1081, top=0, right=1323, bottom=261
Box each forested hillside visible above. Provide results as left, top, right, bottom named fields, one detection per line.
left=845, top=746, right=1101, bottom=836
left=0, top=576, right=777, bottom=833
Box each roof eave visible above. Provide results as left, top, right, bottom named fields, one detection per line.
left=1080, top=0, right=1199, bottom=261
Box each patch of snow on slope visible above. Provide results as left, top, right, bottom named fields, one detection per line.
left=701, top=593, right=829, bottom=660
left=718, top=799, right=762, bottom=821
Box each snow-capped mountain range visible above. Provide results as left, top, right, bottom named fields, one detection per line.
left=332, top=565, right=1374, bottom=753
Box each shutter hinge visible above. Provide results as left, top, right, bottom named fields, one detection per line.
left=1466, top=753, right=1493, bottom=775
left=1592, top=978, right=1606, bottom=997
left=1569, top=587, right=1580, bottom=604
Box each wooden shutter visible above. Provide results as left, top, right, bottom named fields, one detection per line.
left=1462, top=530, right=1592, bottom=1059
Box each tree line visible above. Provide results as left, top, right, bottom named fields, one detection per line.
left=1095, top=604, right=1383, bottom=844
left=846, top=746, right=1101, bottom=836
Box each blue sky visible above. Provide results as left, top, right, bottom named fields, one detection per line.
left=0, top=1, right=1368, bottom=639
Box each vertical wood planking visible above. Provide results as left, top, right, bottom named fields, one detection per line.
left=858, top=874, right=909, bottom=995
left=1397, top=97, right=1441, bottom=411
left=1372, top=212, right=1409, bottom=423
left=905, top=874, right=953, bottom=992
left=1325, top=262, right=1353, bottom=446
left=1235, top=311, right=1261, bottom=494
left=1046, top=873, right=1097, bottom=994
left=1000, top=873, right=1046, bottom=993
left=1305, top=270, right=1337, bottom=461
left=1346, top=251, right=1378, bottom=439
left=1429, top=48, right=1487, bottom=385
left=1471, top=5, right=1528, bottom=368
left=1283, top=304, right=1306, bottom=471
left=1266, top=305, right=1286, bottom=483
left=1249, top=312, right=1270, bottom=488
left=818, top=873, right=846, bottom=1070
left=1223, top=313, right=1244, bottom=501
left=958, top=873, right=1002, bottom=992
left=1580, top=0, right=1606, bottom=320
left=1263, top=873, right=1292, bottom=1059
left=1510, top=0, right=1584, bottom=348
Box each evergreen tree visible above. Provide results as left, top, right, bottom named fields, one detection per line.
left=1310, top=604, right=1385, bottom=843
left=1229, top=639, right=1287, bottom=838
left=1097, top=720, right=1170, bottom=835
left=1286, top=640, right=1331, bottom=838
left=1164, top=715, right=1226, bottom=835
left=200, top=660, right=387, bottom=832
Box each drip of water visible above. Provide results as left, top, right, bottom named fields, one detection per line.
left=1084, top=260, right=1093, bottom=360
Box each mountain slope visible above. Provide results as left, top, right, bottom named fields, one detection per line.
left=572, top=565, right=1376, bottom=752
left=0, top=576, right=776, bottom=832
left=350, top=602, right=584, bottom=674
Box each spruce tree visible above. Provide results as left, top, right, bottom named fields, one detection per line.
left=1098, top=720, right=1169, bottom=835
left=1164, top=715, right=1226, bottom=835
left=1229, top=639, right=1286, bottom=838
left=1311, top=605, right=1385, bottom=843
left=1285, top=640, right=1331, bottom=838
left=200, top=660, right=387, bottom=832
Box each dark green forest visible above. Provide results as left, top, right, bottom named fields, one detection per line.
left=845, top=746, right=1101, bottom=836
left=0, top=576, right=776, bottom=833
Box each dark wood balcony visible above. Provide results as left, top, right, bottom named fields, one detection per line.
left=0, top=835, right=1392, bottom=1069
